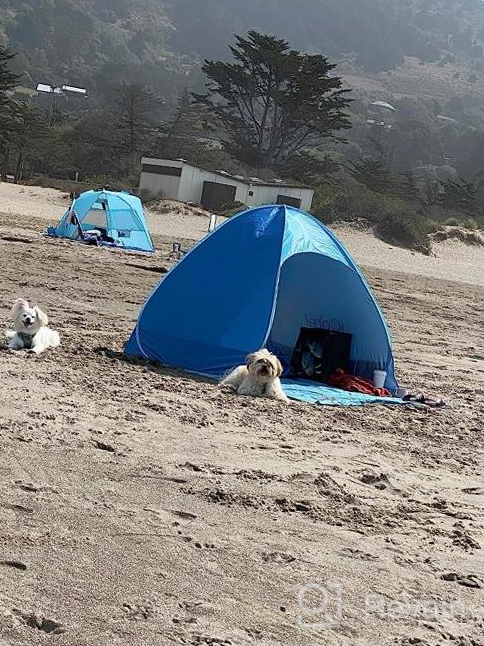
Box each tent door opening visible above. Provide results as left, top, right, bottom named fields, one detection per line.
left=267, top=253, right=391, bottom=383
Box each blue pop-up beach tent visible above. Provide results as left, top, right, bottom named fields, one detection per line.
left=126, top=204, right=400, bottom=405
left=47, top=190, right=154, bottom=253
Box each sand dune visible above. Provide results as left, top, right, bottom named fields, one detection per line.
left=0, top=182, right=483, bottom=646
left=2, top=182, right=481, bottom=286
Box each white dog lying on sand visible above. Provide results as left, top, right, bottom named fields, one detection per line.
left=6, top=298, right=60, bottom=355
left=220, top=349, right=289, bottom=403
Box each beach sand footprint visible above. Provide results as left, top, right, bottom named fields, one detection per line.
left=12, top=609, right=66, bottom=635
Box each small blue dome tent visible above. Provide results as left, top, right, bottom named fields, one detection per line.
left=126, top=205, right=398, bottom=392
left=48, top=190, right=154, bottom=253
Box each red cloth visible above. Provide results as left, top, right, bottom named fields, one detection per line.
left=328, top=368, right=391, bottom=397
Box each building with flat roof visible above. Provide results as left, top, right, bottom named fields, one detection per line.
left=139, top=158, right=314, bottom=211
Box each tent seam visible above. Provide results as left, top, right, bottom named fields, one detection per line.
left=262, top=205, right=286, bottom=349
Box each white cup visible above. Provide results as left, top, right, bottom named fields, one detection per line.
left=373, top=370, right=387, bottom=389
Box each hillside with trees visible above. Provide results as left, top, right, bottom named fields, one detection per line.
left=168, top=0, right=484, bottom=73
left=1, top=0, right=484, bottom=251
left=0, top=0, right=195, bottom=99
left=3, top=0, right=484, bottom=101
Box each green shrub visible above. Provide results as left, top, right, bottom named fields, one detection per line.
left=84, top=174, right=131, bottom=192
left=321, top=184, right=384, bottom=224
left=25, top=174, right=131, bottom=194
left=216, top=200, right=246, bottom=217
left=313, top=184, right=431, bottom=252
left=425, top=218, right=441, bottom=233
left=374, top=203, right=431, bottom=254
left=310, top=185, right=343, bottom=224
left=463, top=217, right=478, bottom=230
left=139, top=187, right=159, bottom=202
left=443, top=216, right=460, bottom=226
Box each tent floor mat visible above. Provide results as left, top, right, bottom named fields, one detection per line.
left=282, top=378, right=405, bottom=406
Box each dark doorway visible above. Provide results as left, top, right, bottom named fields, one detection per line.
left=201, top=181, right=237, bottom=210
left=277, top=194, right=301, bottom=208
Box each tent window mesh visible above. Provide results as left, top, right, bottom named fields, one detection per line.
left=111, top=209, right=142, bottom=230
left=82, top=208, right=107, bottom=229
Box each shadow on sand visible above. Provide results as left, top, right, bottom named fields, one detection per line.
left=93, top=346, right=214, bottom=384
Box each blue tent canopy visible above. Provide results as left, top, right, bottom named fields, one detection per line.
left=47, top=190, right=154, bottom=253
left=126, top=204, right=398, bottom=392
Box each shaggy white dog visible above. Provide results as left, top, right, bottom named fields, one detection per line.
left=220, top=349, right=289, bottom=403
left=6, top=298, right=60, bottom=355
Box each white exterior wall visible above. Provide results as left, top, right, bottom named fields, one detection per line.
left=139, top=158, right=313, bottom=210
left=301, top=191, right=314, bottom=211
left=246, top=185, right=313, bottom=211
left=139, top=173, right=181, bottom=199
left=177, top=164, right=248, bottom=204
left=139, top=158, right=183, bottom=199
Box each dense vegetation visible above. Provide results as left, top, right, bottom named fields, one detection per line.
left=3, top=0, right=484, bottom=97
left=0, top=0, right=194, bottom=100
left=1, top=1, right=484, bottom=251
left=168, top=0, right=484, bottom=72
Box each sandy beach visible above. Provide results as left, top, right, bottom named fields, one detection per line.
left=0, top=182, right=483, bottom=646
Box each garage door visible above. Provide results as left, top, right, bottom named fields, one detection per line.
left=277, top=194, right=301, bottom=208
left=201, top=182, right=237, bottom=210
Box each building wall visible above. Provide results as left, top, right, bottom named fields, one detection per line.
left=246, top=185, right=313, bottom=211
left=139, top=158, right=183, bottom=199
left=178, top=164, right=248, bottom=204
left=139, top=158, right=314, bottom=211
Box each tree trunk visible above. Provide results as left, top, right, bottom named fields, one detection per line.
left=14, top=142, right=24, bottom=183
